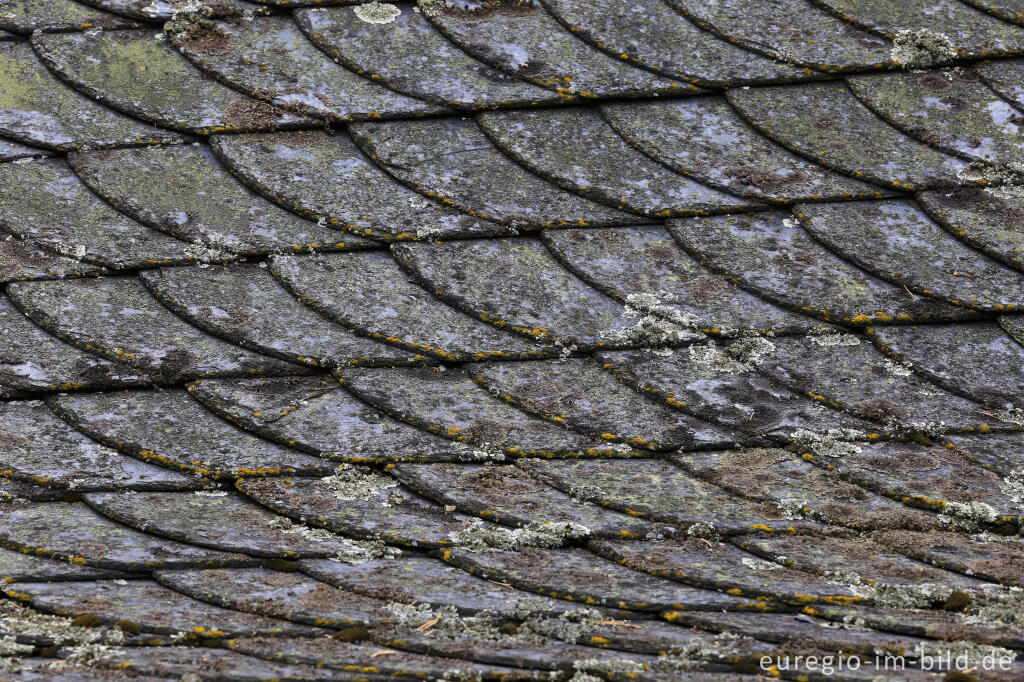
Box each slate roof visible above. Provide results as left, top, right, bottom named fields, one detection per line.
left=1, top=0, right=1024, bottom=679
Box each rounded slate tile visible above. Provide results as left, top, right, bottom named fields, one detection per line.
left=269, top=251, right=547, bottom=361
left=295, top=4, right=557, bottom=109
left=601, top=98, right=887, bottom=204
left=1001, top=312, right=1024, bottom=345
left=945, top=430, right=1024, bottom=474
left=188, top=375, right=342, bottom=427
left=0, top=135, right=48, bottom=161
left=172, top=14, right=445, bottom=121
left=419, top=1, right=694, bottom=98
left=477, top=108, right=754, bottom=217
left=0, top=41, right=184, bottom=150
left=7, top=277, right=297, bottom=382
left=727, top=81, right=970, bottom=191
left=349, top=117, right=642, bottom=228
left=210, top=131, right=514, bottom=242
left=977, top=57, right=1024, bottom=108
left=0, top=234, right=103, bottom=282
left=0, top=477, right=63, bottom=503
left=32, top=29, right=311, bottom=135
left=0, top=0, right=138, bottom=33
left=76, top=0, right=265, bottom=21
left=0, top=546, right=129, bottom=582
left=90, top=645, right=341, bottom=681
left=141, top=264, right=418, bottom=368
left=49, top=389, right=334, bottom=478
left=668, top=211, right=976, bottom=325
left=664, top=0, right=893, bottom=72
left=917, top=186, right=1024, bottom=272
left=872, top=530, right=1024, bottom=587
left=69, top=145, right=375, bottom=256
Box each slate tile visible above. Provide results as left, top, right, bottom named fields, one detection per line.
left=848, top=68, right=1024, bottom=163
left=944, top=430, right=1024, bottom=474
left=420, top=1, right=694, bottom=98
left=69, top=145, right=375, bottom=256
left=0, top=547, right=129, bottom=582
left=674, top=448, right=943, bottom=532
left=479, top=108, right=754, bottom=217
left=83, top=490, right=365, bottom=559
left=872, top=530, right=1024, bottom=587
left=0, top=399, right=198, bottom=491
left=7, top=278, right=296, bottom=382
left=7, top=579, right=326, bottom=638
left=0, top=235, right=103, bottom=283
left=542, top=0, right=816, bottom=87
left=33, top=29, right=310, bottom=135
left=917, top=187, right=1024, bottom=271
left=542, top=226, right=822, bottom=335
left=0, top=501, right=252, bottom=571
left=978, top=58, right=1024, bottom=108
left=441, top=546, right=765, bottom=613
left=189, top=377, right=468, bottom=463
left=664, top=0, right=892, bottom=72
left=295, top=4, right=557, bottom=109
left=0, top=0, right=137, bottom=34
left=92, top=646, right=342, bottom=681
left=465, top=358, right=737, bottom=451
left=172, top=15, right=444, bottom=121
left=210, top=131, right=515, bottom=241
left=1000, top=312, right=1024, bottom=345
left=0, top=158, right=194, bottom=270
left=141, top=264, right=417, bottom=368
left=0, top=477, right=62, bottom=503
left=727, top=81, right=969, bottom=191
left=236, top=474, right=475, bottom=548
left=0, top=41, right=184, bottom=150
left=519, top=458, right=818, bottom=535
left=667, top=211, right=977, bottom=325
left=869, top=322, right=1024, bottom=410
left=392, top=239, right=640, bottom=349
left=590, top=537, right=864, bottom=606
left=349, top=118, right=642, bottom=228
left=269, top=252, right=546, bottom=361
left=49, top=389, right=333, bottom=478
left=388, top=462, right=657, bottom=538
left=796, top=200, right=1024, bottom=312
left=337, top=366, right=616, bottom=457
left=154, top=567, right=391, bottom=628
left=754, top=333, right=991, bottom=433
left=79, top=0, right=265, bottom=21
left=962, top=0, right=1024, bottom=24
left=0, top=136, right=48, bottom=161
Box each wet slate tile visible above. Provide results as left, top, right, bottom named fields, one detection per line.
left=465, top=358, right=737, bottom=451
left=796, top=200, right=1024, bottom=312
left=727, top=81, right=969, bottom=191
left=50, top=389, right=333, bottom=478
left=0, top=399, right=198, bottom=491
left=978, top=58, right=1024, bottom=108
left=755, top=333, right=991, bottom=432
left=337, top=366, right=614, bottom=457
left=392, top=239, right=641, bottom=348
left=442, top=546, right=763, bottom=613
left=0, top=158, right=194, bottom=270
left=172, top=14, right=444, bottom=121
left=542, top=0, right=816, bottom=87
left=917, top=187, right=1024, bottom=271
left=349, top=118, right=642, bottom=228
left=154, top=567, right=390, bottom=628
left=7, top=278, right=296, bottom=382
left=141, top=264, right=416, bottom=368
left=848, top=68, right=1024, bottom=163
left=269, top=252, right=546, bottom=361
left=0, top=235, right=103, bottom=283
left=0, top=136, right=48, bottom=161
left=0, top=295, right=147, bottom=396
left=667, top=211, right=977, bottom=325
left=189, top=377, right=469, bottom=463
left=93, top=645, right=340, bottom=682
left=542, top=227, right=821, bottom=335
left=590, top=538, right=863, bottom=606
left=0, top=501, right=252, bottom=571
left=236, top=474, right=475, bottom=548
left=295, top=4, right=556, bottom=109
left=0, top=0, right=137, bottom=33
left=69, top=145, right=375, bottom=255
left=519, top=458, right=816, bottom=535
left=420, top=1, right=693, bottom=98
left=872, top=530, right=1024, bottom=587
left=83, top=490, right=365, bottom=559
left=0, top=41, right=184, bottom=150
left=869, top=322, right=1024, bottom=410
left=675, top=448, right=942, bottom=532
left=945, top=430, right=1024, bottom=474
left=33, top=29, right=309, bottom=135
left=388, top=462, right=657, bottom=538
left=479, top=108, right=755, bottom=217
left=210, top=131, right=514, bottom=242
left=8, top=579, right=326, bottom=638
left=0, top=546, right=129, bottom=582
left=665, top=0, right=892, bottom=72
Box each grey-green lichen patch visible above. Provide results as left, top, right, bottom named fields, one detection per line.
left=349, top=118, right=641, bottom=228
left=0, top=41, right=184, bottom=150
left=448, top=518, right=590, bottom=552
left=686, top=337, right=776, bottom=377
left=956, top=159, right=1024, bottom=202
left=0, top=0, right=138, bottom=33
left=478, top=108, right=753, bottom=217
left=32, top=29, right=309, bottom=135
left=49, top=389, right=332, bottom=479
left=889, top=30, right=958, bottom=69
